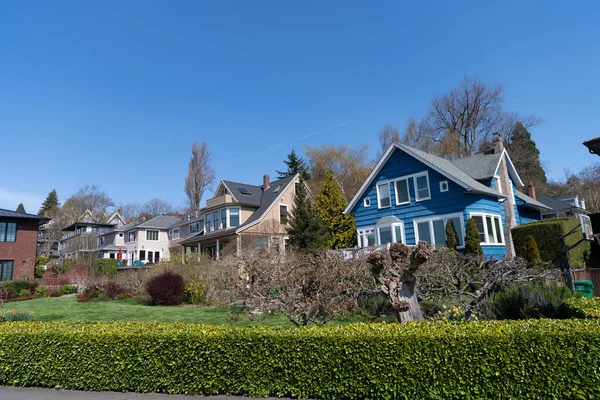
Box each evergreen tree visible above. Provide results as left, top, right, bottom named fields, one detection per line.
left=524, top=235, right=542, bottom=266
left=464, top=218, right=483, bottom=257
left=315, top=172, right=356, bottom=249
left=38, top=190, right=60, bottom=216
left=288, top=181, right=328, bottom=253
left=507, top=122, right=547, bottom=192
left=445, top=219, right=458, bottom=251
left=276, top=149, right=310, bottom=180
left=16, top=203, right=26, bottom=213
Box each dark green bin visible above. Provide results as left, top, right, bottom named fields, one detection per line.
left=574, top=280, right=594, bottom=298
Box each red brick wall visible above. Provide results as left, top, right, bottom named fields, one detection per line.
left=0, top=219, right=39, bottom=280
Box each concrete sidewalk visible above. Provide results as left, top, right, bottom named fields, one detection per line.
left=0, top=386, right=285, bottom=399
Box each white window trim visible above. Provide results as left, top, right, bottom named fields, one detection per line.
left=413, top=171, right=431, bottom=202
left=357, top=227, right=375, bottom=248
left=229, top=206, right=241, bottom=228
left=376, top=182, right=391, bottom=209
left=146, top=229, right=160, bottom=242
left=172, top=228, right=180, bottom=240
left=376, top=222, right=405, bottom=245
left=363, top=197, right=371, bottom=207
left=413, top=212, right=465, bottom=248
left=439, top=180, right=449, bottom=193
left=279, top=203, right=289, bottom=224
left=394, top=178, right=411, bottom=206
left=469, top=212, right=505, bottom=246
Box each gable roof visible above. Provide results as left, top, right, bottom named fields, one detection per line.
left=345, top=142, right=507, bottom=214
left=537, top=194, right=585, bottom=212
left=0, top=208, right=50, bottom=222
left=168, top=216, right=204, bottom=230
left=515, top=191, right=552, bottom=211
left=136, top=215, right=181, bottom=229
left=450, top=153, right=502, bottom=180
left=221, top=180, right=263, bottom=206
left=584, top=136, right=600, bottom=156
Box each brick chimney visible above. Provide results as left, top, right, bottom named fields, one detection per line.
left=263, top=174, right=270, bottom=191
left=492, top=132, right=504, bottom=154
left=527, top=181, right=536, bottom=200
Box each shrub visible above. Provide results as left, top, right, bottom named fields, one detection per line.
left=436, top=305, right=477, bottom=322
left=98, top=259, right=118, bottom=278
left=52, top=262, right=72, bottom=276
left=445, top=219, right=459, bottom=251
left=0, top=280, right=32, bottom=294
left=0, top=287, right=16, bottom=301
left=561, top=297, right=600, bottom=319
left=28, top=281, right=39, bottom=293
left=357, top=291, right=394, bottom=317
left=0, top=310, right=33, bottom=322
left=17, top=289, right=30, bottom=298
left=59, top=285, right=78, bottom=295
left=0, top=320, right=597, bottom=398
left=512, top=217, right=590, bottom=268
left=418, top=298, right=444, bottom=319
left=35, top=256, right=49, bottom=267
left=487, top=283, right=577, bottom=320
left=464, top=218, right=483, bottom=256
left=524, top=235, right=542, bottom=265
left=34, top=265, right=45, bottom=279
left=76, top=284, right=105, bottom=303
left=184, top=281, right=206, bottom=305
left=34, top=286, right=48, bottom=297
left=102, top=281, right=121, bottom=300
left=48, top=289, right=61, bottom=297
left=146, top=271, right=185, bottom=306
left=115, top=292, right=134, bottom=301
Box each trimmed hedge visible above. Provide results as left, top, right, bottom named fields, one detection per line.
left=0, top=320, right=598, bottom=398
left=97, top=259, right=118, bottom=278
left=562, top=297, right=600, bottom=319
left=512, top=217, right=590, bottom=267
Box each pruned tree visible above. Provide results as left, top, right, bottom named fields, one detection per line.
left=315, top=172, right=356, bottom=249
left=237, top=250, right=370, bottom=326
left=367, top=242, right=433, bottom=323
left=304, top=144, right=373, bottom=201
left=276, top=149, right=310, bottom=180
left=287, top=181, right=329, bottom=253
left=184, top=141, right=215, bottom=212
left=38, top=189, right=60, bottom=216
left=445, top=220, right=459, bottom=251
left=464, top=218, right=483, bottom=257
left=16, top=203, right=26, bottom=213
left=141, top=198, right=174, bottom=218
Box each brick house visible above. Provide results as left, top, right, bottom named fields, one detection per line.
left=0, top=209, right=50, bottom=280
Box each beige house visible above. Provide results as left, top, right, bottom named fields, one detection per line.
left=180, top=173, right=303, bottom=258
left=121, top=215, right=181, bottom=265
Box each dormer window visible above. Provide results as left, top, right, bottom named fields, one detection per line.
left=238, top=187, right=251, bottom=195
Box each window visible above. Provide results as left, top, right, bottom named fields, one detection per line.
left=238, top=187, right=251, bottom=195
left=99, top=237, right=105, bottom=246
left=252, top=237, right=269, bottom=249
left=439, top=180, right=449, bottom=193
left=414, top=213, right=464, bottom=247
left=357, top=228, right=376, bottom=248
left=221, top=209, right=227, bottom=229
left=470, top=214, right=504, bottom=245
left=205, top=213, right=211, bottom=233
left=127, top=231, right=136, bottom=242
left=229, top=207, right=240, bottom=227
left=118, top=233, right=123, bottom=238
left=414, top=172, right=430, bottom=201
left=376, top=219, right=405, bottom=246
left=280, top=204, right=289, bottom=225
left=363, top=197, right=371, bottom=207
left=377, top=182, right=391, bottom=208
left=394, top=179, right=410, bottom=205
left=146, top=230, right=159, bottom=241
left=139, top=250, right=145, bottom=261
left=109, top=253, right=115, bottom=259
left=213, top=211, right=219, bottom=230
left=0, top=260, right=14, bottom=281
left=172, top=228, right=180, bottom=239
left=493, top=176, right=502, bottom=193
left=0, top=222, right=17, bottom=242
left=189, top=223, right=198, bottom=234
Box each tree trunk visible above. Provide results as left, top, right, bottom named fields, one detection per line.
left=396, top=277, right=424, bottom=322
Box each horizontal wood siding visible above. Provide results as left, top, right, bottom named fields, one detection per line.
left=518, top=207, right=542, bottom=225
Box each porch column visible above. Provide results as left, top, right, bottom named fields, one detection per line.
left=181, top=245, right=185, bottom=264
left=197, top=243, right=201, bottom=261
left=216, top=239, right=220, bottom=260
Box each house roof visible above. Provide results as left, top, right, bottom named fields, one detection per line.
left=450, top=153, right=502, bottom=180
left=136, top=215, right=181, bottom=229
left=515, top=191, right=552, bottom=211
left=98, top=244, right=127, bottom=251
left=537, top=194, right=585, bottom=212
left=221, top=181, right=263, bottom=206
left=180, top=227, right=238, bottom=245
left=0, top=208, right=50, bottom=222
left=62, top=221, right=116, bottom=232
left=168, top=216, right=204, bottom=229
left=583, top=137, right=600, bottom=156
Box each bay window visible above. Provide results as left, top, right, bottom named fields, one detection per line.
left=213, top=211, right=219, bottom=230
left=376, top=222, right=404, bottom=246
left=414, top=213, right=464, bottom=247
left=221, top=209, right=227, bottom=229
left=377, top=182, right=391, bottom=208
left=229, top=207, right=240, bottom=227
left=205, top=213, right=211, bottom=233
left=471, top=214, right=504, bottom=245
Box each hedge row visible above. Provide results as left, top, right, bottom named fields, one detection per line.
left=512, top=217, right=590, bottom=267
left=562, top=297, right=600, bottom=319
left=0, top=320, right=599, bottom=398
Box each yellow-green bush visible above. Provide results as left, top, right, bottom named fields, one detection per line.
left=562, top=297, right=600, bottom=319
left=0, top=320, right=598, bottom=398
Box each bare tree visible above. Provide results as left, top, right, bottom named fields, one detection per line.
left=377, top=124, right=400, bottom=157
left=65, top=185, right=115, bottom=222
left=184, top=142, right=216, bottom=212
left=117, top=202, right=142, bottom=223
left=141, top=198, right=174, bottom=218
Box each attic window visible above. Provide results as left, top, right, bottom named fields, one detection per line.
left=237, top=187, right=251, bottom=195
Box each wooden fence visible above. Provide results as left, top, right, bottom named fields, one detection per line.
left=573, top=268, right=600, bottom=297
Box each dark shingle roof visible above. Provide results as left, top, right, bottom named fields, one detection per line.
left=168, top=216, right=204, bottom=229
left=450, top=153, right=502, bottom=180
left=221, top=181, right=263, bottom=206
left=0, top=208, right=50, bottom=221
left=537, top=194, right=582, bottom=211
left=515, top=191, right=552, bottom=210
left=137, top=215, right=181, bottom=229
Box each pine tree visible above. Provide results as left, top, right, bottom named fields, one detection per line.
left=288, top=181, right=328, bottom=253
left=38, top=190, right=60, bottom=216
left=445, top=219, right=458, bottom=251
left=524, top=235, right=542, bottom=266
left=315, top=172, right=356, bottom=249
left=464, top=218, right=483, bottom=257
left=16, top=203, right=26, bottom=213
left=507, top=122, right=547, bottom=192
left=276, top=149, right=310, bottom=180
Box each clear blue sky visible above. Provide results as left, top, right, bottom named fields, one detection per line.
left=2, top=1, right=600, bottom=213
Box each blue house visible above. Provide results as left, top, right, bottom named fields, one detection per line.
left=344, top=134, right=550, bottom=259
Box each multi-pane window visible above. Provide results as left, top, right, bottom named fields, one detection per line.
left=415, top=214, right=464, bottom=247
left=146, top=230, right=159, bottom=241
left=0, top=260, right=13, bottom=281
left=229, top=208, right=240, bottom=227
left=127, top=231, right=136, bottom=242
left=213, top=211, right=219, bottom=230
left=189, top=223, right=198, bottom=234
left=0, top=222, right=17, bottom=242
left=221, top=209, right=227, bottom=229
left=394, top=178, right=410, bottom=205
left=357, top=228, right=376, bottom=248
left=139, top=250, right=146, bottom=261
left=414, top=172, right=430, bottom=201
left=172, top=228, right=180, bottom=239
left=280, top=205, right=289, bottom=225
left=471, top=214, right=504, bottom=245
left=205, top=213, right=212, bottom=233
left=377, top=182, right=391, bottom=208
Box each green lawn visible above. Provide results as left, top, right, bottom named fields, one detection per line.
left=4, top=296, right=294, bottom=326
